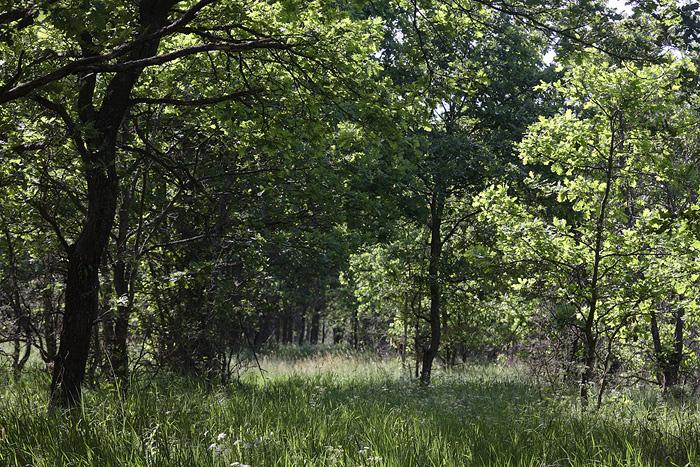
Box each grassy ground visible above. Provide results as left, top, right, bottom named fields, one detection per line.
left=1, top=351, right=699, bottom=466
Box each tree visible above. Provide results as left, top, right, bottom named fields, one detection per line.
left=477, top=55, right=699, bottom=407
left=0, top=0, right=381, bottom=408
left=364, top=0, right=552, bottom=383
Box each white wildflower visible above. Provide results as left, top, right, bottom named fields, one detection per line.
left=234, top=439, right=252, bottom=449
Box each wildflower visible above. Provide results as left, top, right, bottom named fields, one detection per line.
left=234, top=439, right=252, bottom=449
left=209, top=442, right=230, bottom=456
left=217, top=432, right=228, bottom=442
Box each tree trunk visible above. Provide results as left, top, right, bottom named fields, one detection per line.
left=108, top=184, right=134, bottom=386
left=580, top=109, right=619, bottom=409
left=86, top=321, right=103, bottom=386
left=285, top=313, right=293, bottom=344
left=11, top=324, right=31, bottom=380
left=351, top=307, right=359, bottom=349
left=49, top=2, right=174, bottom=409
left=650, top=309, right=665, bottom=386
left=667, top=308, right=684, bottom=389
left=310, top=306, right=321, bottom=345
left=652, top=306, right=685, bottom=392
left=2, top=224, right=32, bottom=379
left=566, top=335, right=579, bottom=383
left=111, top=258, right=131, bottom=385
left=50, top=161, right=119, bottom=408
left=298, top=309, right=306, bottom=346
left=580, top=318, right=597, bottom=408
left=420, top=189, right=444, bottom=385
left=52, top=239, right=110, bottom=408
left=42, top=282, right=57, bottom=362
left=333, top=326, right=343, bottom=344
left=414, top=309, right=420, bottom=379
left=276, top=316, right=283, bottom=343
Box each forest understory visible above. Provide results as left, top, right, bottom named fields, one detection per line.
left=2, top=350, right=700, bottom=467
left=3, top=0, right=700, bottom=465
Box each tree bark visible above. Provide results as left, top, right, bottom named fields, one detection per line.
left=420, top=188, right=444, bottom=385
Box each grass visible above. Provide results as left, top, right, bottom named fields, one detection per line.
left=1, top=352, right=699, bottom=466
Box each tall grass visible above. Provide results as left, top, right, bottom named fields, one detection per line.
left=1, top=354, right=698, bottom=466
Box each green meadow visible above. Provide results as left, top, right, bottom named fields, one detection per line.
left=1, top=352, right=698, bottom=466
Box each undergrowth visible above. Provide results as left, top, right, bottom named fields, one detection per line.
left=0, top=354, right=698, bottom=466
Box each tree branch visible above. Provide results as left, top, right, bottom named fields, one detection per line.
left=32, top=95, right=90, bottom=161
left=28, top=200, right=71, bottom=253
left=129, top=88, right=260, bottom=106
left=0, top=0, right=218, bottom=104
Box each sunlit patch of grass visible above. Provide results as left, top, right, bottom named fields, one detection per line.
left=1, top=355, right=699, bottom=466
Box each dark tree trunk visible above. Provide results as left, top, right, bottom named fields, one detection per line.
left=414, top=310, right=420, bottom=379
left=280, top=314, right=288, bottom=344
left=351, top=307, right=359, bottom=349
left=651, top=306, right=685, bottom=392
left=86, top=322, right=103, bottom=386
left=309, top=306, right=321, bottom=345
left=50, top=160, right=119, bottom=406
left=49, top=2, right=174, bottom=409
left=667, top=309, right=684, bottom=388
left=111, top=258, right=131, bottom=385
left=420, top=189, right=443, bottom=385
left=52, top=238, right=110, bottom=408
left=400, top=311, right=408, bottom=368
left=2, top=225, right=32, bottom=379
left=650, top=309, right=664, bottom=386
left=276, top=316, right=283, bottom=343
left=298, top=309, right=306, bottom=346
left=108, top=184, right=134, bottom=386
left=332, top=326, right=343, bottom=344
left=11, top=323, right=31, bottom=380
left=284, top=313, right=293, bottom=344
left=42, top=281, right=57, bottom=362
